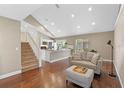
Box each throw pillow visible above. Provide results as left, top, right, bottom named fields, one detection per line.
left=72, top=53, right=82, bottom=60
left=81, top=51, right=87, bottom=60
left=86, top=52, right=95, bottom=61
left=91, top=53, right=100, bottom=65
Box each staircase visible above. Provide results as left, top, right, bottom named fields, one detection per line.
left=21, top=42, right=39, bottom=72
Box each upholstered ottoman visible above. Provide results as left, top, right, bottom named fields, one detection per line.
left=65, top=65, right=94, bottom=88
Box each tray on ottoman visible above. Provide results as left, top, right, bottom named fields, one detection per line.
left=73, top=66, right=88, bottom=74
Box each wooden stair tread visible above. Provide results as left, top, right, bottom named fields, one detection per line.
left=22, top=58, right=38, bottom=63
left=22, top=62, right=38, bottom=67
left=22, top=66, right=38, bottom=72
left=21, top=50, right=33, bottom=53
left=21, top=55, right=36, bottom=60
left=22, top=62, right=38, bottom=68
left=21, top=52, right=35, bottom=56
left=22, top=64, right=38, bottom=72
left=21, top=42, right=39, bottom=72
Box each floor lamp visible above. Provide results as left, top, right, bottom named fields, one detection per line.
left=107, top=40, right=116, bottom=77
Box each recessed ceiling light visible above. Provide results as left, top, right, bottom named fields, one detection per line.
left=51, top=22, right=55, bottom=26
left=88, top=7, right=92, bottom=11
left=77, top=25, right=81, bottom=29
left=40, top=26, right=44, bottom=29
left=31, top=32, right=34, bottom=34
left=71, top=14, right=75, bottom=18
left=91, top=22, right=96, bottom=26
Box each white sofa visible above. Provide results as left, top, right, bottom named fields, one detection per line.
left=69, top=51, right=103, bottom=75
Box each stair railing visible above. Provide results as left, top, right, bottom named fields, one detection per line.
left=26, top=26, right=41, bottom=67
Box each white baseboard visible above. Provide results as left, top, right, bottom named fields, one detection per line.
left=0, top=70, right=21, bottom=79
left=114, top=64, right=124, bottom=88
left=39, top=61, right=42, bottom=67
left=103, top=59, right=112, bottom=62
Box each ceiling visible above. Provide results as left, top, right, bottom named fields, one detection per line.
left=31, top=4, right=120, bottom=38
left=0, top=4, right=42, bottom=20
left=0, top=4, right=120, bottom=38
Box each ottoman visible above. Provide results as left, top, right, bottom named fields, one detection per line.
left=65, top=65, right=94, bottom=88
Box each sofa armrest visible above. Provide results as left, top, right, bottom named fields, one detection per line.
left=69, top=56, right=72, bottom=61
left=96, top=57, right=103, bottom=70
left=98, top=57, right=103, bottom=63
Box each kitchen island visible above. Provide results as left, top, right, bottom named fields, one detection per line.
left=40, top=49, right=71, bottom=63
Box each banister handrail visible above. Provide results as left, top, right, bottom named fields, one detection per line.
left=27, top=32, right=39, bottom=49
left=27, top=32, right=40, bottom=59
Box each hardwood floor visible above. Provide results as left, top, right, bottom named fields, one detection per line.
left=0, top=59, right=121, bottom=88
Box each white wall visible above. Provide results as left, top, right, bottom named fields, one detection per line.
left=56, top=31, right=114, bottom=60
left=114, top=5, right=124, bottom=87
left=0, top=16, right=21, bottom=76
left=21, top=32, right=27, bottom=42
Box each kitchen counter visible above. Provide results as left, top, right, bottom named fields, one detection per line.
left=40, top=49, right=71, bottom=63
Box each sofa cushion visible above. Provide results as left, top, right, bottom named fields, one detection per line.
left=71, top=60, right=96, bottom=70
left=86, top=52, right=95, bottom=61
left=81, top=51, right=87, bottom=60
left=72, top=53, right=81, bottom=60
left=91, top=53, right=100, bottom=65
